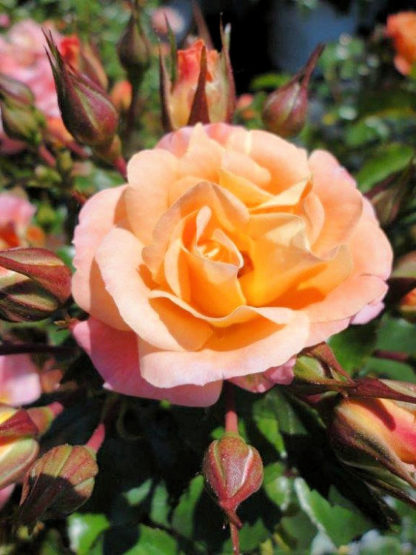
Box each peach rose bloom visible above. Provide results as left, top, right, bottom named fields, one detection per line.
left=72, top=124, right=392, bottom=407
left=386, top=12, right=416, bottom=75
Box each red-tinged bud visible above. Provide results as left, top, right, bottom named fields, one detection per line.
left=262, top=44, right=324, bottom=138
left=398, top=287, right=416, bottom=322
left=60, top=36, right=108, bottom=91
left=27, top=402, right=64, bottom=436
left=0, top=247, right=71, bottom=322
left=17, top=443, right=99, bottom=526
left=117, top=0, right=151, bottom=85
left=0, top=95, right=45, bottom=146
left=110, top=80, right=132, bottom=114
left=0, top=73, right=34, bottom=105
left=203, top=433, right=263, bottom=527
left=388, top=251, right=416, bottom=303
left=160, top=25, right=236, bottom=131
left=44, top=32, right=119, bottom=149
left=366, top=163, right=413, bottom=227
left=330, top=394, right=416, bottom=504
left=0, top=405, right=39, bottom=490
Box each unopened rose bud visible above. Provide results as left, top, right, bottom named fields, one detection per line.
left=262, top=44, right=324, bottom=138
left=0, top=247, right=71, bottom=322
left=60, top=36, right=108, bottom=91
left=27, top=402, right=64, bottom=436
left=160, top=25, right=235, bottom=131
left=0, top=405, right=39, bottom=490
left=45, top=32, right=119, bottom=150
left=398, top=287, right=416, bottom=322
left=17, top=443, right=98, bottom=526
left=330, top=392, right=416, bottom=501
left=117, top=0, right=151, bottom=85
left=0, top=95, right=45, bottom=146
left=366, top=164, right=413, bottom=227
left=203, top=433, right=263, bottom=527
left=0, top=74, right=34, bottom=105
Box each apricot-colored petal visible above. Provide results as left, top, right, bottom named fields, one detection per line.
left=309, top=150, right=363, bottom=255
left=218, top=168, right=271, bottom=208
left=248, top=130, right=310, bottom=193
left=221, top=150, right=271, bottom=189
left=307, top=317, right=351, bottom=347
left=307, top=275, right=388, bottom=323
left=138, top=310, right=309, bottom=387
left=72, top=185, right=129, bottom=331
left=229, top=357, right=295, bottom=393
left=251, top=179, right=311, bottom=213
left=302, top=191, right=325, bottom=245
left=125, top=149, right=179, bottom=243
left=177, top=124, right=224, bottom=181
left=96, top=226, right=212, bottom=351
left=350, top=301, right=385, bottom=325
left=73, top=318, right=222, bottom=407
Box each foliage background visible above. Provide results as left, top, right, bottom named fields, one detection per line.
left=1, top=0, right=416, bottom=553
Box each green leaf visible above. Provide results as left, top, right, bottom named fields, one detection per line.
left=252, top=396, right=286, bottom=454
left=356, top=143, right=414, bottom=192
left=171, top=475, right=204, bottom=538
left=223, top=519, right=270, bottom=553
left=68, top=513, right=110, bottom=555
left=124, top=525, right=178, bottom=555
left=328, top=321, right=378, bottom=373
left=266, top=389, right=307, bottom=435
left=376, top=315, right=416, bottom=356
left=294, top=478, right=371, bottom=546
left=362, top=357, right=415, bottom=382
left=150, top=482, right=170, bottom=528
left=263, top=463, right=292, bottom=510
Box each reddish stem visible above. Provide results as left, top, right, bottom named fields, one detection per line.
left=230, top=522, right=240, bottom=555
left=86, top=422, right=106, bottom=453
left=38, top=144, right=56, bottom=167
left=224, top=382, right=240, bottom=554
left=224, top=382, right=238, bottom=434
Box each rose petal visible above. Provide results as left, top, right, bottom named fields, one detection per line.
left=73, top=318, right=222, bottom=407
left=72, top=185, right=129, bottom=330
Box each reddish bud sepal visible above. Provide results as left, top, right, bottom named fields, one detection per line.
left=262, top=44, right=324, bottom=138
left=18, top=443, right=98, bottom=527
left=203, top=433, right=263, bottom=527
left=160, top=25, right=235, bottom=131
left=0, top=247, right=71, bottom=322
left=44, top=32, right=119, bottom=151
left=0, top=406, right=39, bottom=490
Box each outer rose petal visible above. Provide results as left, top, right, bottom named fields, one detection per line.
left=229, top=358, right=295, bottom=393
left=72, top=318, right=222, bottom=407
left=72, top=185, right=129, bottom=331
left=0, top=354, right=41, bottom=406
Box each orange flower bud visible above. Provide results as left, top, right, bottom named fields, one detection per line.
left=0, top=405, right=39, bottom=490
left=398, top=287, right=416, bottom=322
left=160, top=27, right=235, bottom=131
left=0, top=247, right=71, bottom=322
left=203, top=433, right=263, bottom=527
left=330, top=390, right=416, bottom=502
left=262, top=45, right=324, bottom=138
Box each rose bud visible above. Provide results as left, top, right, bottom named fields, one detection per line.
left=0, top=405, right=39, bottom=490
left=27, top=402, right=64, bottom=436
left=60, top=35, right=108, bottom=91
left=0, top=247, right=71, bottom=322
left=262, top=44, right=324, bottom=138
left=44, top=32, right=119, bottom=150
left=160, top=25, right=236, bottom=131
left=17, top=424, right=104, bottom=526
left=398, top=287, right=416, bottom=322
left=0, top=73, right=35, bottom=106
left=0, top=95, right=45, bottom=146
left=330, top=394, right=416, bottom=502
left=203, top=433, right=263, bottom=527
left=117, top=0, right=151, bottom=86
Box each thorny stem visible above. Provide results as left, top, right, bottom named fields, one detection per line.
left=224, top=382, right=240, bottom=554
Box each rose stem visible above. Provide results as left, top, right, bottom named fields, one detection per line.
left=224, top=381, right=240, bottom=555
left=86, top=422, right=106, bottom=453
left=38, top=144, right=56, bottom=167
